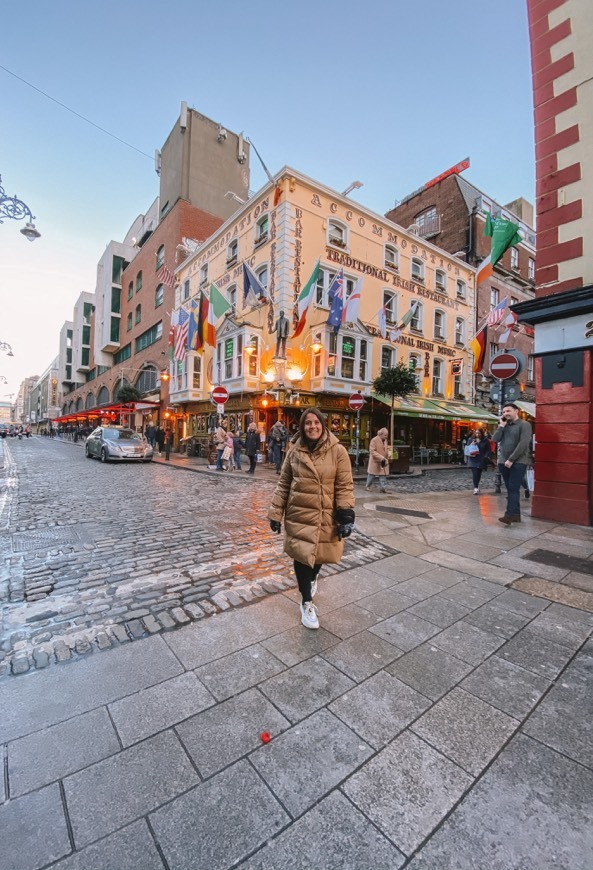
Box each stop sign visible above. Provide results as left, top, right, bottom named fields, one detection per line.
left=212, top=386, right=229, bottom=404
left=349, top=393, right=365, bottom=411
left=490, top=353, right=520, bottom=380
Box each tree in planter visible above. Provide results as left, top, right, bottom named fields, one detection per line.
left=116, top=385, right=141, bottom=404
left=372, top=362, right=418, bottom=458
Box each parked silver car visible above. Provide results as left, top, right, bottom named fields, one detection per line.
left=85, top=426, right=154, bottom=463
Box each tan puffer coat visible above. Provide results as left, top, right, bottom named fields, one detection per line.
left=367, top=429, right=389, bottom=476
left=268, top=431, right=354, bottom=568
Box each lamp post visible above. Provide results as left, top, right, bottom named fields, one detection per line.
left=0, top=176, right=41, bottom=241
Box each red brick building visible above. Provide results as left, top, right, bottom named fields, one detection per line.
left=516, top=0, right=593, bottom=525
left=386, top=174, right=536, bottom=408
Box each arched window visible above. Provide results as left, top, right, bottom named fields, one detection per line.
left=68, top=401, right=75, bottom=414
left=411, top=258, right=424, bottom=282
left=456, top=279, right=467, bottom=300
left=435, top=269, right=447, bottom=292
left=383, top=291, right=397, bottom=324
left=228, top=284, right=237, bottom=312
left=127, top=281, right=133, bottom=301
left=113, top=380, right=129, bottom=402
left=256, top=264, right=268, bottom=289
left=97, top=386, right=110, bottom=405
left=384, top=245, right=399, bottom=271
left=155, top=284, right=164, bottom=307
left=76, top=398, right=84, bottom=412
left=136, top=271, right=143, bottom=293
left=455, top=317, right=465, bottom=346
left=410, top=301, right=423, bottom=332
left=434, top=309, right=446, bottom=341
left=127, top=312, right=133, bottom=331
left=227, top=238, right=238, bottom=266
left=432, top=359, right=444, bottom=396
left=255, top=214, right=269, bottom=246
left=409, top=353, right=422, bottom=392
left=85, top=393, right=95, bottom=410
left=328, top=219, right=348, bottom=250
left=135, top=304, right=142, bottom=325
left=135, top=366, right=158, bottom=394
left=156, top=245, right=165, bottom=270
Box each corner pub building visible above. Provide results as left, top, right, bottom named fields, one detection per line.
left=168, top=167, right=497, bottom=459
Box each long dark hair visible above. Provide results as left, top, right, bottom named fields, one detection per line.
left=298, top=407, right=327, bottom=442
left=474, top=428, right=485, bottom=440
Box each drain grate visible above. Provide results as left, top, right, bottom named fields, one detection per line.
left=376, top=505, right=432, bottom=519
left=12, top=527, right=81, bottom=553
left=524, top=548, right=593, bottom=577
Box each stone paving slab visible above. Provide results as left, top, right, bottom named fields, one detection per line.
left=433, top=537, right=508, bottom=562
left=462, top=599, right=533, bottom=638
left=250, top=708, right=373, bottom=818
left=438, top=580, right=503, bottom=610
left=411, top=687, right=519, bottom=776
left=431, top=621, right=505, bottom=665
left=419, top=550, right=522, bottom=584
left=8, top=706, right=120, bottom=797
left=176, top=688, right=290, bottom=778
left=260, top=625, right=342, bottom=664
left=0, top=635, right=183, bottom=743
left=369, top=610, right=440, bottom=651
left=63, top=729, right=199, bottom=848
left=108, top=671, right=216, bottom=746
left=406, top=734, right=593, bottom=870
left=460, top=655, right=551, bottom=720
left=497, top=627, right=576, bottom=680
left=492, top=587, right=551, bottom=617
left=386, top=643, right=474, bottom=701
left=46, top=820, right=164, bottom=870
left=355, top=588, right=416, bottom=618
left=194, top=643, right=286, bottom=701
left=259, top=656, right=355, bottom=723
left=0, top=782, right=70, bottom=870
left=407, top=595, right=472, bottom=628
left=321, top=630, right=404, bottom=682
left=522, top=610, right=593, bottom=649
left=363, top=552, right=435, bottom=583
left=150, top=759, right=289, bottom=870
left=343, top=730, right=472, bottom=856
left=241, top=790, right=405, bottom=870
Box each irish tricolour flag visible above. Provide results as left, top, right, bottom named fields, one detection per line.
left=293, top=260, right=320, bottom=338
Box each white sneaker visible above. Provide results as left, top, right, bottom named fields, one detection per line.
left=310, top=578, right=318, bottom=598
left=473, top=488, right=479, bottom=494
left=301, top=601, right=319, bottom=629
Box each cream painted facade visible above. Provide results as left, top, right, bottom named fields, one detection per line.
left=169, top=168, right=477, bottom=447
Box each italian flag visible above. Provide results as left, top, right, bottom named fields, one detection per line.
left=293, top=260, right=320, bottom=338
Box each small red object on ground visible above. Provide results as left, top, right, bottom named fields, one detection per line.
left=260, top=731, right=271, bottom=743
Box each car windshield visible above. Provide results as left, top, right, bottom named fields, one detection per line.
left=103, top=429, right=141, bottom=441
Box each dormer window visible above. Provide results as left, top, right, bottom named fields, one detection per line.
left=254, top=215, right=269, bottom=247
left=328, top=219, right=348, bottom=250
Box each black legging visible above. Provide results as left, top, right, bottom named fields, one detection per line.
left=471, top=467, right=484, bottom=488
left=248, top=455, right=257, bottom=473
left=294, top=560, right=321, bottom=603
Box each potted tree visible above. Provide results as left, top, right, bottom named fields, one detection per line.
left=372, top=362, right=417, bottom=474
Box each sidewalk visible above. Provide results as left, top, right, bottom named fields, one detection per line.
left=0, top=490, right=592, bottom=869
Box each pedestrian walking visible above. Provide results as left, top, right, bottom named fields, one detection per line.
left=465, top=428, right=492, bottom=494
left=164, top=427, right=173, bottom=461
left=268, top=407, right=355, bottom=630
left=213, top=422, right=227, bottom=470
left=269, top=420, right=288, bottom=474
left=244, top=423, right=259, bottom=474
left=366, top=428, right=390, bottom=493
left=145, top=422, right=156, bottom=448
left=155, top=425, right=166, bottom=455
left=492, top=403, right=533, bottom=524
left=222, top=431, right=234, bottom=470
left=233, top=430, right=245, bottom=471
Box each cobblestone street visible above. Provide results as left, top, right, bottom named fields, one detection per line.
left=0, top=437, right=394, bottom=675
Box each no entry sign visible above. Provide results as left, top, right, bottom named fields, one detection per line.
left=349, top=393, right=365, bottom=411
left=212, top=386, right=229, bottom=404
left=489, top=353, right=520, bottom=380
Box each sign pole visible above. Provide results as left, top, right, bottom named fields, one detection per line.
left=494, top=378, right=505, bottom=494
left=355, top=409, right=361, bottom=470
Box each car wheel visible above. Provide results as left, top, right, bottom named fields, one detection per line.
left=85, top=445, right=92, bottom=459
left=100, top=448, right=109, bottom=463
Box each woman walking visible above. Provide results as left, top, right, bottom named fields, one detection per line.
left=244, top=423, right=259, bottom=474
left=466, top=428, right=492, bottom=494
left=366, top=427, right=390, bottom=493
left=268, top=408, right=355, bottom=629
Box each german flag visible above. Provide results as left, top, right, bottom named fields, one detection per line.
left=470, top=325, right=488, bottom=373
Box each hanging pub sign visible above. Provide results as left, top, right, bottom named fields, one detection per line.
left=451, top=359, right=464, bottom=375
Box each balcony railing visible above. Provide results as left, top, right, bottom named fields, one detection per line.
left=414, top=215, right=441, bottom=238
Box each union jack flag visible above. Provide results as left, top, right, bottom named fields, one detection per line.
left=487, top=297, right=508, bottom=326
left=174, top=308, right=190, bottom=361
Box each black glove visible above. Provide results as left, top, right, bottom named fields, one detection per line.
left=270, top=520, right=281, bottom=534
left=380, top=459, right=387, bottom=468
left=335, top=507, right=355, bottom=525
left=337, top=523, right=354, bottom=541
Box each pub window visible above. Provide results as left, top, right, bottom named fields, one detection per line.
left=384, top=244, right=399, bottom=270
left=432, top=358, right=444, bottom=396
left=256, top=264, right=268, bottom=289
left=409, top=353, right=422, bottom=391
left=433, top=309, right=446, bottom=341
left=410, top=301, right=423, bottom=332
left=192, top=355, right=201, bottom=389
left=381, top=345, right=395, bottom=371
left=383, top=291, right=397, bottom=324
left=227, top=238, right=238, bottom=266
left=228, top=284, right=237, bottom=312
left=435, top=269, right=447, bottom=292
left=341, top=335, right=356, bottom=379
left=255, top=214, right=269, bottom=245
left=236, top=334, right=243, bottom=378
left=455, top=317, right=465, bottom=345
left=328, top=332, right=337, bottom=375
left=453, top=373, right=463, bottom=399
left=359, top=339, right=367, bottom=380
left=248, top=338, right=258, bottom=376
left=456, top=279, right=467, bottom=299
left=224, top=337, right=234, bottom=379
left=328, top=219, right=348, bottom=250
left=156, top=245, right=165, bottom=270
left=411, top=258, right=424, bottom=282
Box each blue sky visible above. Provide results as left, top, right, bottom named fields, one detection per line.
left=0, top=0, right=534, bottom=396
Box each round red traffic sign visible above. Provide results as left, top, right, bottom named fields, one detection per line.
left=212, top=386, right=229, bottom=404
left=489, top=353, right=520, bottom=380
left=348, top=393, right=365, bottom=411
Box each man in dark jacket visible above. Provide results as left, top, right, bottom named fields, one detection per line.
left=492, top=403, right=533, bottom=524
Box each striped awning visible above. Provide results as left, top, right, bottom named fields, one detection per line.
left=372, top=394, right=498, bottom=423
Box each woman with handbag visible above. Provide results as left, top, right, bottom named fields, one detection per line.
left=366, top=428, right=390, bottom=493
left=466, top=428, right=491, bottom=494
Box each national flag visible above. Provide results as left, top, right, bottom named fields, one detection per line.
left=209, top=283, right=232, bottom=319
left=469, top=325, right=488, bottom=373
left=243, top=262, right=267, bottom=304
left=399, top=300, right=419, bottom=330
left=204, top=296, right=218, bottom=347
left=293, top=260, right=320, bottom=338
left=485, top=213, right=523, bottom=267
left=342, top=277, right=362, bottom=325
left=194, top=294, right=210, bottom=354
left=174, top=308, right=190, bottom=361
left=475, top=253, right=493, bottom=287
left=167, top=310, right=179, bottom=361
left=187, top=297, right=200, bottom=350
left=498, top=309, right=518, bottom=345
left=156, top=263, right=175, bottom=287
left=487, top=297, right=508, bottom=326
left=378, top=304, right=387, bottom=339
left=273, top=183, right=283, bottom=207
left=326, top=269, right=344, bottom=334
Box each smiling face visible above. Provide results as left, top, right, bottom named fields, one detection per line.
left=303, top=412, right=323, bottom=441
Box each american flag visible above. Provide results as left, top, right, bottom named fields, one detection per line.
left=157, top=263, right=175, bottom=287
left=487, top=297, right=508, bottom=326
left=174, top=308, right=190, bottom=361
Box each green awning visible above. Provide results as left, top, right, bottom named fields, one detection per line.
left=429, top=400, right=499, bottom=423
left=372, top=394, right=498, bottom=423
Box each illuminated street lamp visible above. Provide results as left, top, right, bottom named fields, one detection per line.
left=0, top=175, right=41, bottom=241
